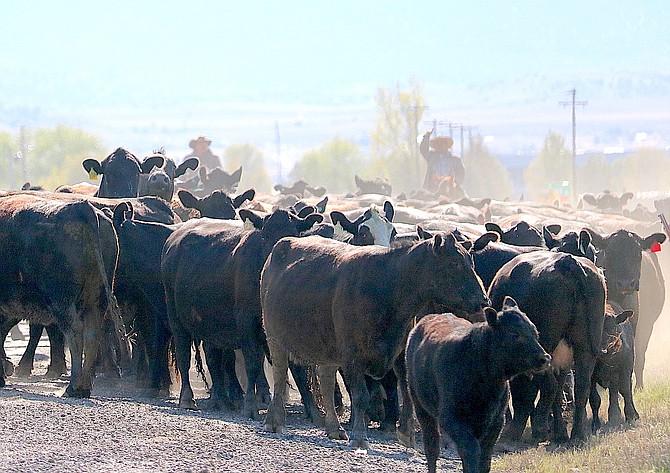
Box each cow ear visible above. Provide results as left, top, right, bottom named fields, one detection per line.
left=238, top=209, right=265, bottom=229
left=178, top=190, right=201, bottom=211
left=233, top=188, right=255, bottom=208
left=543, top=226, right=558, bottom=249
left=383, top=200, right=394, bottom=222
left=473, top=231, right=499, bottom=252
left=315, top=196, right=328, bottom=213
left=175, top=157, right=200, bottom=178
left=485, top=307, right=499, bottom=327
left=621, top=192, right=634, bottom=205
left=230, top=166, right=243, bottom=183
left=502, top=296, right=518, bottom=310
left=545, top=224, right=561, bottom=235
left=642, top=232, right=666, bottom=250
left=485, top=222, right=503, bottom=237
left=83, top=159, right=104, bottom=175
left=354, top=175, right=363, bottom=188
left=330, top=211, right=357, bottom=234
left=417, top=225, right=433, bottom=240
left=112, top=202, right=133, bottom=229
left=582, top=194, right=598, bottom=206
left=141, top=155, right=164, bottom=173
left=615, top=310, right=634, bottom=324
left=579, top=230, right=592, bottom=255
left=297, top=206, right=316, bottom=218
left=297, top=213, right=323, bottom=232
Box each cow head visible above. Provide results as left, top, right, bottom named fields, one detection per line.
left=83, top=147, right=163, bottom=198
left=330, top=201, right=396, bottom=247
left=239, top=208, right=323, bottom=256
left=543, top=227, right=596, bottom=262
left=486, top=296, right=551, bottom=377
left=178, top=188, right=255, bottom=219
left=583, top=191, right=634, bottom=214
left=589, top=229, right=666, bottom=300
left=140, top=149, right=199, bottom=201
left=354, top=175, right=392, bottom=197
left=485, top=221, right=544, bottom=247
left=599, top=304, right=634, bottom=357
left=420, top=232, right=489, bottom=321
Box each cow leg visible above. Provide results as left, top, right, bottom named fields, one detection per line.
left=633, top=318, right=654, bottom=391
left=503, top=374, right=536, bottom=441
left=255, top=359, right=271, bottom=406
left=479, top=410, right=505, bottom=473
left=172, top=326, right=196, bottom=410
left=619, top=369, right=639, bottom=424
left=15, top=322, right=43, bottom=377
left=203, top=343, right=229, bottom=410
left=606, top=383, right=623, bottom=426
left=150, top=313, right=172, bottom=397
left=342, top=364, right=370, bottom=449
left=442, top=417, right=480, bottom=473
left=222, top=348, right=243, bottom=411
left=45, top=324, right=67, bottom=378
left=366, top=377, right=385, bottom=424
left=379, top=369, right=399, bottom=432
left=394, top=354, right=416, bottom=448
left=531, top=372, right=557, bottom=442
left=571, top=355, right=596, bottom=443
left=265, top=340, right=289, bottom=434
left=0, top=320, right=16, bottom=381
left=289, top=362, right=324, bottom=424
left=240, top=342, right=265, bottom=420
left=550, top=371, right=570, bottom=442
left=413, top=401, right=440, bottom=473
left=319, top=364, right=348, bottom=441
left=589, top=380, right=603, bottom=432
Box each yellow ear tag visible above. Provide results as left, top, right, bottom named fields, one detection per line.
left=89, top=169, right=98, bottom=180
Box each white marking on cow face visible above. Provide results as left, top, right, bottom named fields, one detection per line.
left=333, top=222, right=353, bottom=242
left=550, top=339, right=574, bottom=373
left=361, top=205, right=394, bottom=247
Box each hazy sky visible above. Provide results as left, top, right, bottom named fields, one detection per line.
left=2, top=1, right=668, bottom=108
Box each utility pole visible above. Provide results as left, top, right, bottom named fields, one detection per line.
left=560, top=89, right=588, bottom=202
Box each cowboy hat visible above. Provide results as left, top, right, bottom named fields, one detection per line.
left=189, top=135, right=212, bottom=149
left=430, top=136, right=454, bottom=151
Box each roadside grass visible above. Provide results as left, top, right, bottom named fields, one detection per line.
left=492, top=381, right=670, bottom=472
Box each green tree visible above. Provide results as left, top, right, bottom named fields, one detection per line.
left=618, top=147, right=670, bottom=192
left=576, top=153, right=614, bottom=194
left=222, top=143, right=272, bottom=193
left=367, top=79, right=427, bottom=193
left=0, top=126, right=104, bottom=191
left=524, top=131, right=572, bottom=201
left=462, top=134, right=513, bottom=200
left=289, top=137, right=364, bottom=194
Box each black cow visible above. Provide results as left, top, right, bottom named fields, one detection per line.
left=177, top=188, right=255, bottom=219
left=590, top=303, right=638, bottom=432
left=178, top=166, right=244, bottom=197
left=582, top=190, right=634, bottom=214
left=83, top=147, right=163, bottom=198
left=138, top=149, right=199, bottom=202
left=111, top=203, right=184, bottom=394
left=354, top=175, right=392, bottom=196
left=0, top=194, right=122, bottom=397
left=489, top=251, right=607, bottom=443
left=162, top=209, right=322, bottom=417
left=406, top=298, right=550, bottom=473
left=261, top=233, right=489, bottom=449
left=588, top=229, right=666, bottom=389
left=485, top=221, right=559, bottom=247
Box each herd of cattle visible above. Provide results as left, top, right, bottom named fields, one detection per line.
left=1, top=146, right=669, bottom=473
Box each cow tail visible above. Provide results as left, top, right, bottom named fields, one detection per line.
left=92, top=207, right=131, bottom=360
left=563, top=255, right=605, bottom=358
left=193, top=339, right=210, bottom=390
